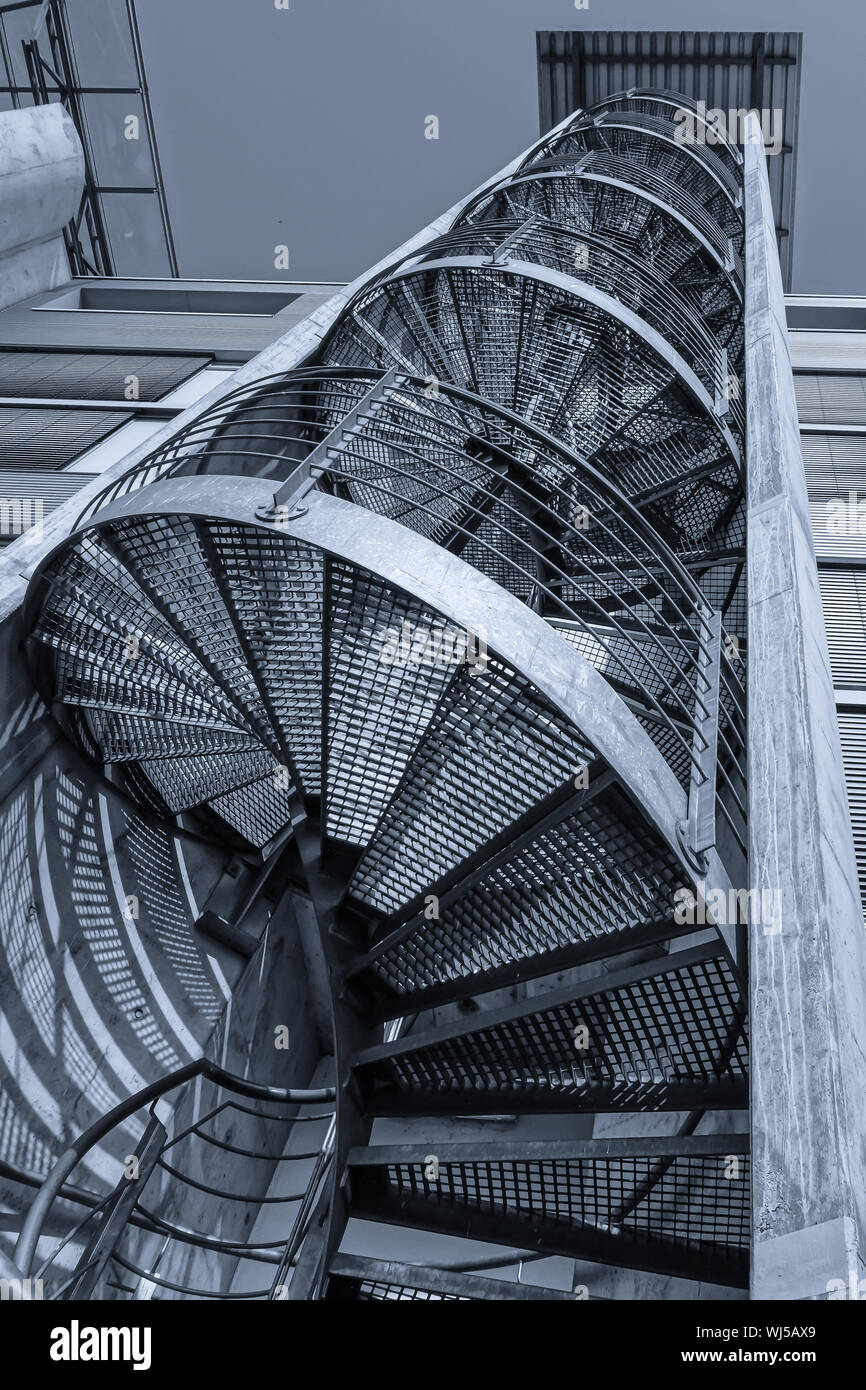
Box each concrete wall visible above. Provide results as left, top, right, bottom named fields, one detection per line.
left=745, top=112, right=866, bottom=1300
left=0, top=104, right=83, bottom=311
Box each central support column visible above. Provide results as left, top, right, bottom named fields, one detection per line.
left=745, top=112, right=866, bottom=1300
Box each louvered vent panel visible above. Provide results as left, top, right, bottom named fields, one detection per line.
left=817, top=569, right=866, bottom=686
left=794, top=374, right=866, bottom=425
left=0, top=470, right=96, bottom=544
left=791, top=336, right=866, bottom=373
left=0, top=407, right=130, bottom=470
left=837, top=711, right=866, bottom=916
left=0, top=352, right=210, bottom=401
left=810, top=502, right=866, bottom=560
left=801, top=433, right=866, bottom=501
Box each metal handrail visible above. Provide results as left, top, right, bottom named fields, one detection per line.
left=14, top=1056, right=334, bottom=1277
left=61, top=370, right=724, bottom=784
left=454, top=160, right=744, bottom=302
left=582, top=89, right=744, bottom=169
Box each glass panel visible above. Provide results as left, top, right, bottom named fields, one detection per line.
left=64, top=0, right=137, bottom=86
left=100, top=192, right=171, bottom=277
left=81, top=92, right=155, bottom=188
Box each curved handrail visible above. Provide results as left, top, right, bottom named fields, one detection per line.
left=582, top=89, right=744, bottom=169
left=45, top=364, right=742, bottom=802
left=527, top=109, right=741, bottom=205
left=519, top=119, right=743, bottom=243
left=14, top=1057, right=334, bottom=1276
left=453, top=159, right=744, bottom=296
left=71, top=366, right=728, bottom=623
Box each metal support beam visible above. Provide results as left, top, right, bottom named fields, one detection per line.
left=684, top=609, right=722, bottom=860
left=325, top=1253, right=575, bottom=1300
left=263, top=365, right=403, bottom=514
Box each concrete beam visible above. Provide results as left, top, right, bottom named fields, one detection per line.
left=745, top=111, right=866, bottom=1300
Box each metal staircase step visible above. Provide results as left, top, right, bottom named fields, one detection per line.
left=347, top=781, right=686, bottom=1017
left=349, top=941, right=747, bottom=1114
left=345, top=1136, right=750, bottom=1288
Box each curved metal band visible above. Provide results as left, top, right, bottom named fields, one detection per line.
left=46, top=476, right=733, bottom=914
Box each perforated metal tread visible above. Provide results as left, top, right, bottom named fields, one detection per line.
left=456, top=166, right=743, bottom=363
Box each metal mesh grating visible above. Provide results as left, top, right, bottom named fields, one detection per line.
left=459, top=169, right=743, bottom=361
left=327, top=1276, right=469, bottom=1301
left=359, top=1149, right=750, bottom=1260
left=319, top=265, right=737, bottom=515
left=107, top=517, right=282, bottom=756
left=362, top=785, right=682, bottom=1002
left=204, top=525, right=325, bottom=794
left=407, top=220, right=737, bottom=419
left=357, top=950, right=747, bottom=1108
left=325, top=561, right=466, bottom=845
left=207, top=773, right=295, bottom=850
left=350, top=652, right=595, bottom=916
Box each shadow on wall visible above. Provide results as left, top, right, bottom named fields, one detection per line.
left=0, top=607, right=322, bottom=1282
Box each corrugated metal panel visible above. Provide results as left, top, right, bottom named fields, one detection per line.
left=537, top=29, right=802, bottom=287
left=0, top=469, right=96, bottom=545
left=801, top=433, right=866, bottom=501
left=837, top=710, right=866, bottom=914
left=0, top=406, right=130, bottom=470
left=0, top=351, right=210, bottom=402
left=817, top=570, right=866, bottom=686
left=794, top=373, right=866, bottom=425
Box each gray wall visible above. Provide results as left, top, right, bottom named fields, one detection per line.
left=138, top=0, right=863, bottom=294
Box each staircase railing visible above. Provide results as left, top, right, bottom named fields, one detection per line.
left=14, top=1058, right=335, bottom=1299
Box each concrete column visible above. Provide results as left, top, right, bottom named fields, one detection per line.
left=745, top=112, right=866, bottom=1300
left=0, top=104, right=83, bottom=310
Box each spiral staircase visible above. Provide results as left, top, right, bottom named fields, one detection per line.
left=16, top=89, right=751, bottom=1299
